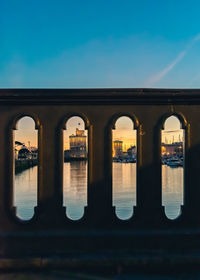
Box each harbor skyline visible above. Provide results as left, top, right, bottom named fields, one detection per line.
left=15, top=117, right=37, bottom=148
left=16, top=115, right=184, bottom=150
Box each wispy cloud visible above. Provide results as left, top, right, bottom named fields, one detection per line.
left=146, top=33, right=200, bottom=87
left=193, top=33, right=200, bottom=42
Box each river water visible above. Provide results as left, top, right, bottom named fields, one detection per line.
left=14, top=162, right=183, bottom=221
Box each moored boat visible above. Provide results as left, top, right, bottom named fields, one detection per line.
left=166, top=157, right=182, bottom=167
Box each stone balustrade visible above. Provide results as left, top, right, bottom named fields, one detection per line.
left=0, top=88, right=200, bottom=267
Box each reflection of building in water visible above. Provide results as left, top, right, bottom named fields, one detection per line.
left=69, top=128, right=87, bottom=159
left=162, top=142, right=183, bottom=156
left=70, top=161, right=87, bottom=194
left=113, top=140, right=123, bottom=158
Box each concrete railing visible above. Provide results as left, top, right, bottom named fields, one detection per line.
left=1, top=88, right=200, bottom=266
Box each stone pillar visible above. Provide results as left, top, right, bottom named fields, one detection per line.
left=134, top=113, right=165, bottom=225
left=183, top=117, right=200, bottom=225
left=0, top=116, right=13, bottom=229
left=86, top=120, right=115, bottom=227
left=36, top=113, right=65, bottom=227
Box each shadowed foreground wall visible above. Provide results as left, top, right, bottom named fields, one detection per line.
left=0, top=88, right=200, bottom=270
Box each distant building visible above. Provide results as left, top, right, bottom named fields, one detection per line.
left=127, top=145, right=136, bottom=157
left=18, top=147, right=31, bottom=159
left=113, top=140, right=123, bottom=158
left=15, top=141, right=24, bottom=159
left=30, top=148, right=38, bottom=160
left=162, top=142, right=183, bottom=156
left=15, top=142, right=38, bottom=160
left=69, top=128, right=87, bottom=159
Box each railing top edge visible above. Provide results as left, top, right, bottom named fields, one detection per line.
left=0, top=88, right=200, bottom=105
left=0, top=88, right=200, bottom=93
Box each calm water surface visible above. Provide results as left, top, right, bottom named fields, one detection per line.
left=14, top=166, right=37, bottom=220
left=15, top=162, right=183, bottom=220
left=63, top=161, right=87, bottom=220
left=162, top=165, right=183, bottom=219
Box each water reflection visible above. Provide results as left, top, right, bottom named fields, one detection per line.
left=162, top=165, right=183, bottom=219
left=113, top=162, right=136, bottom=219
left=14, top=166, right=37, bottom=220
left=15, top=163, right=183, bottom=221
left=63, top=161, right=87, bottom=220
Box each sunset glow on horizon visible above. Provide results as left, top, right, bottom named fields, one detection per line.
left=64, top=117, right=87, bottom=150
left=15, top=115, right=183, bottom=151
left=15, top=117, right=37, bottom=148
left=162, top=116, right=183, bottom=144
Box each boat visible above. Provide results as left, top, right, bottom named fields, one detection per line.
left=166, top=157, right=182, bottom=167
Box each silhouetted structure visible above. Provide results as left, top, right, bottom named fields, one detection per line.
left=0, top=88, right=200, bottom=271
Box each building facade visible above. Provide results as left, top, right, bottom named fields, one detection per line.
left=161, top=142, right=183, bottom=156
left=69, top=128, right=87, bottom=159
left=113, top=140, right=123, bottom=158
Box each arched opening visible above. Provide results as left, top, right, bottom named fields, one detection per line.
left=63, top=116, right=88, bottom=220
left=112, top=116, right=137, bottom=220
left=161, top=115, right=184, bottom=219
left=14, top=116, right=38, bottom=220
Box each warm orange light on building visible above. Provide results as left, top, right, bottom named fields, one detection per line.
left=113, top=140, right=123, bottom=157
left=161, top=146, right=166, bottom=155
left=69, top=128, right=87, bottom=158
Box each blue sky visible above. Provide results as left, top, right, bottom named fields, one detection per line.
left=1, top=0, right=200, bottom=88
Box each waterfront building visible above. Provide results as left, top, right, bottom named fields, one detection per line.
left=69, top=128, right=87, bottom=159
left=30, top=148, right=38, bottom=160
left=161, top=142, right=183, bottom=156
left=15, top=143, right=38, bottom=161
left=18, top=146, right=31, bottom=159
left=113, top=140, right=123, bottom=158
left=127, top=145, right=136, bottom=157
left=15, top=141, right=24, bottom=160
